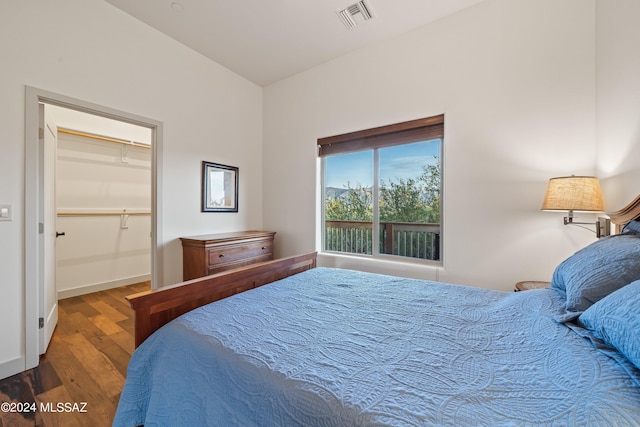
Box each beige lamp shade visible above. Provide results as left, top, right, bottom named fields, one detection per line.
left=541, top=176, right=604, bottom=212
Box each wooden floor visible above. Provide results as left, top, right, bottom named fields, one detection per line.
left=0, top=281, right=149, bottom=427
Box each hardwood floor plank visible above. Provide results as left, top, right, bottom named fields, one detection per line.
left=100, top=293, right=133, bottom=314
left=36, top=386, right=84, bottom=427
left=45, top=335, right=116, bottom=426
left=86, top=300, right=128, bottom=323
left=115, top=313, right=136, bottom=334
left=85, top=334, right=132, bottom=378
left=0, top=282, right=149, bottom=427
left=62, top=333, right=125, bottom=399
left=0, top=373, right=40, bottom=427
left=109, top=282, right=149, bottom=299
left=24, top=358, right=62, bottom=396
left=59, top=296, right=101, bottom=318
left=93, top=289, right=142, bottom=322
left=89, top=314, right=124, bottom=336
left=0, top=409, right=39, bottom=427
left=108, top=330, right=135, bottom=357
left=55, top=311, right=106, bottom=342
left=0, top=372, right=36, bottom=403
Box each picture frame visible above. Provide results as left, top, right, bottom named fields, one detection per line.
left=202, top=161, right=238, bottom=212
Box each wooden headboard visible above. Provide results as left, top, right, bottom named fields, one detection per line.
left=126, top=252, right=317, bottom=347
left=608, top=194, right=640, bottom=232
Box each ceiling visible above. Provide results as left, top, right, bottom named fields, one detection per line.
left=104, top=0, right=486, bottom=87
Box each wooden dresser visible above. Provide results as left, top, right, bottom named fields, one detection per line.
left=180, top=230, right=276, bottom=280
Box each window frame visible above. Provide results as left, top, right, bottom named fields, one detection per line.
left=318, top=115, right=444, bottom=263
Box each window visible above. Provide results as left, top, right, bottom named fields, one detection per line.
left=319, top=115, right=443, bottom=261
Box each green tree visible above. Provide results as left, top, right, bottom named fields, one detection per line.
left=419, top=156, right=440, bottom=223
left=325, top=183, right=372, bottom=221
left=379, top=177, right=431, bottom=223
left=325, top=155, right=440, bottom=223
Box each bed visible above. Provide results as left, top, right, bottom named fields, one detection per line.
left=114, top=195, right=640, bottom=426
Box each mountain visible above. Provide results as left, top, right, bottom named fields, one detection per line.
left=325, top=187, right=349, bottom=199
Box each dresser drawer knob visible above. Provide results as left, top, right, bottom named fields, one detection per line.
left=219, top=254, right=225, bottom=258
left=261, top=247, right=266, bottom=250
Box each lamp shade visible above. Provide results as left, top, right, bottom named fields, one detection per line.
left=541, top=176, right=604, bottom=212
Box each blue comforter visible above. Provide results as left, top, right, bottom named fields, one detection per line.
left=114, top=268, right=640, bottom=426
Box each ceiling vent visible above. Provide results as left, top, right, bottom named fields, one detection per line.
left=337, top=1, right=374, bottom=29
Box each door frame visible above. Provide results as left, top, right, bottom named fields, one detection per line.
left=24, top=86, right=164, bottom=369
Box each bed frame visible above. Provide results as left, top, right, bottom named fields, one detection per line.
left=126, top=252, right=317, bottom=347
left=608, top=193, right=640, bottom=232
left=126, top=195, right=640, bottom=348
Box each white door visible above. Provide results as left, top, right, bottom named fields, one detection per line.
left=39, top=103, right=58, bottom=354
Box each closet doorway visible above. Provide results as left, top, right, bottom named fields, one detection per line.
left=50, top=105, right=152, bottom=300
left=25, top=86, right=163, bottom=371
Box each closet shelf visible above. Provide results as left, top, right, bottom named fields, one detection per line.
left=58, top=128, right=151, bottom=150
left=57, top=211, right=150, bottom=216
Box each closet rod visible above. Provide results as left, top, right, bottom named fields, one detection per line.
left=58, top=128, right=151, bottom=150
left=57, top=211, right=151, bottom=216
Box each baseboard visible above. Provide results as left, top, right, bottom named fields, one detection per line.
left=0, top=356, right=25, bottom=381
left=58, top=274, right=151, bottom=299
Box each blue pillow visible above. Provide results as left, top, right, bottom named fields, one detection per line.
left=579, top=280, right=640, bottom=370
left=622, top=220, right=640, bottom=234
left=551, top=234, right=640, bottom=313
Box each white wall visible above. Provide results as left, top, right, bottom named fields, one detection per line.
left=595, top=0, right=640, bottom=208
left=0, top=0, right=262, bottom=378
left=264, top=0, right=599, bottom=290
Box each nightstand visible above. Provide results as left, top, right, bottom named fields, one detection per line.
left=514, top=281, right=551, bottom=292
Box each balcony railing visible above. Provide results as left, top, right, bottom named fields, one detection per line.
left=325, top=220, right=440, bottom=260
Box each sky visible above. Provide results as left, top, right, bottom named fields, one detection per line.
left=324, top=139, right=440, bottom=188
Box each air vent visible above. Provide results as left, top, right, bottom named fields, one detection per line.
left=337, top=1, right=373, bottom=29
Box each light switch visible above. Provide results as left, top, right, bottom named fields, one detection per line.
left=0, top=205, right=12, bottom=221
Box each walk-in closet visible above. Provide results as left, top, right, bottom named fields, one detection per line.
left=50, top=105, right=152, bottom=298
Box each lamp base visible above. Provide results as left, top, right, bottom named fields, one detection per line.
left=597, top=217, right=611, bottom=238
left=563, top=215, right=611, bottom=238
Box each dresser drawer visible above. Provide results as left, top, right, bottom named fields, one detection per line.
left=208, top=240, right=273, bottom=267
left=181, top=231, right=276, bottom=281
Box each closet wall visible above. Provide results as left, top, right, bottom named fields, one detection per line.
left=51, top=106, right=152, bottom=298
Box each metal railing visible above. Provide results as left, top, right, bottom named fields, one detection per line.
left=325, top=220, right=440, bottom=260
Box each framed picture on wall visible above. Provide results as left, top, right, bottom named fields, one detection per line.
left=202, top=161, right=238, bottom=212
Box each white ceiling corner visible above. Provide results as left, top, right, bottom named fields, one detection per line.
left=104, top=0, right=486, bottom=87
